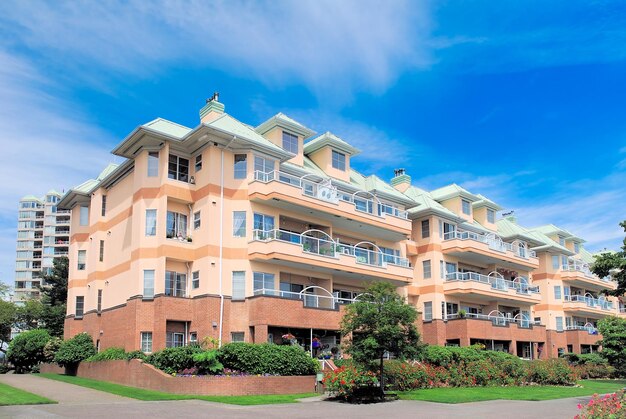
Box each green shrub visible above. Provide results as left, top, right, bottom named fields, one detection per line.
left=527, top=358, right=577, bottom=385
left=192, top=350, right=223, bottom=375
left=7, top=329, right=51, bottom=373
left=148, top=345, right=203, bottom=374
left=125, top=350, right=147, bottom=361
left=218, top=343, right=318, bottom=375
left=573, top=363, right=615, bottom=379
left=43, top=336, right=62, bottom=363
left=86, top=347, right=127, bottom=362
left=54, top=333, right=96, bottom=371
left=418, top=345, right=483, bottom=367
left=323, top=365, right=378, bottom=400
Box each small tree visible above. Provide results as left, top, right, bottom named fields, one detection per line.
left=54, top=333, right=96, bottom=375
left=341, top=282, right=420, bottom=399
left=597, top=316, right=626, bottom=377
left=6, top=329, right=51, bottom=373
left=37, top=257, right=69, bottom=338
left=592, top=221, right=626, bottom=296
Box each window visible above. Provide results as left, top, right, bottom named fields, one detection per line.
left=147, top=152, right=159, bottom=177
left=195, top=154, right=202, bottom=172
left=440, top=260, right=445, bottom=279
left=192, top=271, right=199, bottom=289
left=168, top=154, right=189, bottom=182
left=253, top=272, right=274, bottom=293
left=574, top=243, right=580, bottom=253
left=331, top=150, right=346, bottom=171
left=424, top=301, right=433, bottom=321
left=461, top=199, right=471, bottom=215
left=254, top=156, right=275, bottom=174
left=166, top=211, right=187, bottom=238
left=445, top=262, right=457, bottom=278
left=381, top=247, right=400, bottom=264
left=554, top=285, right=562, bottom=300
left=421, top=219, right=430, bottom=239
left=280, top=282, right=304, bottom=298
left=253, top=213, right=274, bottom=233
left=556, top=316, right=564, bottom=332
left=75, top=296, right=84, bottom=318
left=101, top=195, right=107, bottom=217
left=145, top=209, right=157, bottom=236
left=487, top=208, right=495, bottom=223
left=165, top=271, right=187, bottom=297
left=282, top=132, right=299, bottom=154
left=193, top=211, right=201, bottom=230
left=97, top=289, right=102, bottom=313
left=234, top=154, right=247, bottom=179
left=422, top=260, right=432, bottom=279
left=231, top=332, right=245, bottom=342
left=232, top=271, right=245, bottom=300
left=79, top=206, right=89, bottom=226
left=561, top=255, right=568, bottom=269
left=143, top=270, right=155, bottom=298
left=141, top=332, right=153, bottom=353
left=552, top=255, right=559, bottom=270
left=190, top=332, right=198, bottom=343
left=233, top=211, right=246, bottom=237
left=77, top=250, right=86, bottom=270
left=558, top=235, right=565, bottom=246
left=99, top=240, right=104, bottom=262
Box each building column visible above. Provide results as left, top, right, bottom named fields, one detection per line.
left=254, top=324, right=269, bottom=344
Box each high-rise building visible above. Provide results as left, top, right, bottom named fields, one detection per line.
left=58, top=97, right=622, bottom=357
left=14, top=191, right=70, bottom=302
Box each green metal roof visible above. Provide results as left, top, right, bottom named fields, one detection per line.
left=303, top=132, right=360, bottom=156
left=496, top=217, right=543, bottom=246
left=473, top=194, right=503, bottom=210
left=430, top=183, right=480, bottom=202
left=532, top=224, right=584, bottom=242
left=208, top=114, right=286, bottom=155
left=143, top=118, right=192, bottom=139
left=20, top=195, right=40, bottom=202
left=255, top=112, right=316, bottom=139
left=403, top=186, right=459, bottom=219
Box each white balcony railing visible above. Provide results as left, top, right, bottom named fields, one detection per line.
left=565, top=325, right=599, bottom=334
left=445, top=271, right=540, bottom=295
left=564, top=295, right=614, bottom=311
left=445, top=311, right=540, bottom=328
left=252, top=229, right=411, bottom=268
left=253, top=170, right=408, bottom=220
left=561, top=262, right=610, bottom=283
left=443, top=229, right=536, bottom=259
left=252, top=287, right=358, bottom=309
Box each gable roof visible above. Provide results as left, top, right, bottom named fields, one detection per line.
left=430, top=183, right=480, bottom=202
left=255, top=112, right=316, bottom=138
left=303, top=132, right=360, bottom=156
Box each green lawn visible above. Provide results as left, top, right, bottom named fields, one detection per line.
left=399, top=379, right=626, bottom=403
left=0, top=381, right=57, bottom=406
left=39, top=373, right=317, bottom=405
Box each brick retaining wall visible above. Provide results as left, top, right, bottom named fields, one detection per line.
left=40, top=360, right=316, bottom=396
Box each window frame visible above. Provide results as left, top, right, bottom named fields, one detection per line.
left=422, top=260, right=432, bottom=279
left=232, top=271, right=246, bottom=300
left=421, top=219, right=430, bottom=239
left=195, top=154, right=202, bottom=172
left=79, top=206, right=89, bottom=226
left=193, top=211, right=201, bottom=230
left=77, top=250, right=86, bottom=270
left=424, top=301, right=433, bottom=321
left=234, top=154, right=247, bottom=179
left=192, top=270, right=200, bottom=289
left=97, top=289, right=102, bottom=313
left=166, top=211, right=188, bottom=239
left=141, top=331, right=153, bottom=353
left=282, top=131, right=299, bottom=154
left=168, top=154, right=190, bottom=182
left=99, top=240, right=104, bottom=262
left=461, top=199, right=471, bottom=215
left=233, top=211, right=246, bottom=237
left=75, top=296, right=84, bottom=318
left=101, top=195, right=107, bottom=217
left=143, top=270, right=155, bottom=298
left=147, top=152, right=159, bottom=177
left=165, top=271, right=187, bottom=297
left=145, top=209, right=157, bottom=236
left=331, top=150, right=346, bottom=171
left=487, top=208, right=495, bottom=223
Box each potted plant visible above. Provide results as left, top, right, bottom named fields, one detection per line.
left=186, top=236, right=193, bottom=242
left=458, top=309, right=467, bottom=318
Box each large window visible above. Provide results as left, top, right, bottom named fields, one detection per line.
left=253, top=213, right=274, bottom=233
left=422, top=260, right=432, bottom=279
left=554, top=285, right=562, bottom=300
left=424, top=301, right=433, bottom=321
left=254, top=156, right=275, bottom=174
left=461, top=199, right=471, bottom=215
left=552, top=255, right=560, bottom=270
left=234, top=154, right=247, bottom=179
left=166, top=211, right=187, bottom=238
left=280, top=281, right=304, bottom=299
left=556, top=316, right=564, bottom=332
left=232, top=271, right=245, bottom=300
left=233, top=211, right=246, bottom=237
left=143, top=270, right=155, bottom=298
left=145, top=209, right=157, bottom=236
left=75, top=296, right=84, bottom=318
left=79, top=206, right=89, bottom=226
left=282, top=132, right=299, bottom=154
left=147, top=152, right=159, bottom=177
left=77, top=250, right=86, bottom=270
left=331, top=150, right=346, bottom=171
left=574, top=242, right=580, bottom=253
left=421, top=219, right=430, bottom=239
left=253, top=272, right=274, bottom=294
left=487, top=208, right=495, bottom=223
left=165, top=271, right=187, bottom=297
left=141, top=332, right=153, bottom=353
left=168, top=154, right=189, bottom=182
left=231, top=332, right=245, bottom=343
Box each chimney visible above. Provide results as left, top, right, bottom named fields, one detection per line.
left=199, top=92, right=225, bottom=123
left=391, top=168, right=411, bottom=192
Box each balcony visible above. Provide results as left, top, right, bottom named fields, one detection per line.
left=249, top=229, right=413, bottom=283
left=564, top=295, right=615, bottom=315
left=446, top=311, right=541, bottom=328
left=248, top=171, right=411, bottom=241
left=429, top=314, right=547, bottom=343
left=561, top=262, right=615, bottom=290
left=444, top=271, right=542, bottom=305
left=441, top=229, right=539, bottom=271
left=565, top=325, right=599, bottom=335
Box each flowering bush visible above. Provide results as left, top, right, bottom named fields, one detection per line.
left=323, top=366, right=379, bottom=399
left=575, top=391, right=626, bottom=419
left=526, top=358, right=577, bottom=386
left=573, top=363, right=615, bottom=379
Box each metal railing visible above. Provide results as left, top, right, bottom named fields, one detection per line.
left=566, top=325, right=599, bottom=334
left=445, top=312, right=540, bottom=328
left=252, top=287, right=358, bottom=309
left=564, top=295, right=614, bottom=310
left=445, top=271, right=540, bottom=295
left=252, top=229, right=410, bottom=268
left=253, top=170, right=408, bottom=220
left=443, top=229, right=537, bottom=258
left=561, top=262, right=610, bottom=282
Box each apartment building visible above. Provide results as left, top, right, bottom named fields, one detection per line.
left=14, top=191, right=71, bottom=302
left=59, top=98, right=620, bottom=357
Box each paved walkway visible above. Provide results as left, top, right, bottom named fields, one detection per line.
left=0, top=374, right=587, bottom=418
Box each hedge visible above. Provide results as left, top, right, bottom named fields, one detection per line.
left=217, top=343, right=318, bottom=376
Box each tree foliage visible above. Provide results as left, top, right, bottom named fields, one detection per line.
left=37, top=257, right=68, bottom=337
left=597, top=316, right=626, bottom=377
left=54, top=332, right=96, bottom=370
left=0, top=299, right=16, bottom=351
left=340, top=282, right=421, bottom=397
left=6, top=329, right=51, bottom=373
left=592, top=221, right=626, bottom=296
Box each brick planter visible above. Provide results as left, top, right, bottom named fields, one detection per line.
left=41, top=360, right=315, bottom=396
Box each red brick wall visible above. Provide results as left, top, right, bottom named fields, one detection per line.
left=41, top=360, right=315, bottom=396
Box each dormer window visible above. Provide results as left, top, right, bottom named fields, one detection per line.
left=487, top=208, right=495, bottom=223
left=558, top=235, right=565, bottom=246
left=332, top=150, right=346, bottom=171
left=461, top=199, right=471, bottom=215
left=282, top=132, right=299, bottom=154
left=574, top=243, right=580, bottom=253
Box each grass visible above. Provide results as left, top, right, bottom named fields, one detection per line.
left=39, top=373, right=317, bottom=405
left=0, top=381, right=57, bottom=406
left=399, top=379, right=626, bottom=404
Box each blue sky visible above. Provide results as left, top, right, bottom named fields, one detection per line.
left=0, top=1, right=625, bottom=286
